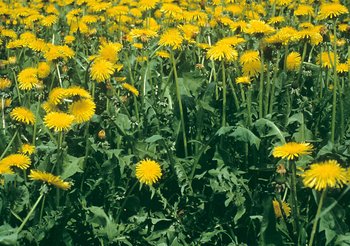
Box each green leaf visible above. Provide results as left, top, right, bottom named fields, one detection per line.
left=145, top=135, right=163, bottom=143
left=229, top=126, right=261, bottom=149
left=61, top=155, right=84, bottom=179
left=0, top=224, right=18, bottom=245
left=254, top=118, right=287, bottom=144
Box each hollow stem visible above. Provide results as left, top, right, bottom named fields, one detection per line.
left=289, top=160, right=300, bottom=241
left=330, top=20, right=338, bottom=144
left=170, top=51, right=188, bottom=157
left=308, top=188, right=327, bottom=246
left=17, top=192, right=44, bottom=233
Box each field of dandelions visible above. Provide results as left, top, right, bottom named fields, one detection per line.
left=1, top=0, right=350, bottom=245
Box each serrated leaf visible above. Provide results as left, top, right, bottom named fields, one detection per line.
left=61, top=155, right=84, bottom=179
left=229, top=126, right=261, bottom=149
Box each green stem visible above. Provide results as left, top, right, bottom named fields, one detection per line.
left=259, top=48, right=264, bottom=119
left=170, top=51, right=188, bottom=157
left=221, top=61, right=227, bottom=128
left=331, top=20, right=338, bottom=144
left=0, top=129, right=18, bottom=159
left=17, top=192, right=44, bottom=233
left=309, top=188, right=327, bottom=246
left=32, top=96, right=41, bottom=145
left=246, top=87, right=252, bottom=127
left=116, top=181, right=138, bottom=223
left=39, top=195, right=46, bottom=223
left=264, top=62, right=271, bottom=117
left=289, top=160, right=300, bottom=241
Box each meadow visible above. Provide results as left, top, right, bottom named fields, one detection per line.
left=0, top=0, right=350, bottom=245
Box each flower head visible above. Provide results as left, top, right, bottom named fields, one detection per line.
left=69, top=99, right=96, bottom=123
left=317, top=3, right=348, bottom=20
left=29, top=170, right=71, bottom=190
left=20, top=144, right=35, bottom=155
left=272, top=142, right=313, bottom=160
left=272, top=199, right=291, bottom=218
left=207, top=44, right=238, bottom=62
left=236, top=76, right=251, bottom=85
left=10, top=107, right=36, bottom=125
left=90, top=58, right=115, bottom=83
left=122, top=83, right=139, bottom=96
left=44, top=112, right=75, bottom=132
left=159, top=28, right=183, bottom=50
left=0, top=154, right=31, bottom=170
left=286, top=52, right=302, bottom=71
left=18, top=67, right=40, bottom=90
left=302, top=160, right=348, bottom=191
left=0, top=78, right=11, bottom=90
left=135, top=159, right=162, bottom=185
left=37, top=62, right=51, bottom=79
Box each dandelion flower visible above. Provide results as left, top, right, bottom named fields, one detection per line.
left=0, top=154, right=31, bottom=170
left=122, top=83, right=139, bottom=96
left=317, top=52, right=338, bottom=69
left=317, top=3, right=348, bottom=20
left=37, top=62, right=51, bottom=79
left=0, top=78, right=11, bottom=90
left=10, top=107, right=36, bottom=125
left=66, top=86, right=92, bottom=99
left=99, top=42, right=122, bottom=63
left=135, top=159, right=162, bottom=185
left=69, top=99, right=96, bottom=123
left=272, top=199, right=291, bottom=218
left=20, top=144, right=35, bottom=155
left=159, top=28, right=183, bottom=50
left=302, top=160, right=348, bottom=191
left=207, top=44, right=238, bottom=62
left=245, top=20, right=275, bottom=35
left=236, top=76, right=251, bottom=85
left=272, top=142, right=313, bottom=160
left=18, top=67, right=40, bottom=90
left=44, top=112, right=74, bottom=132
left=47, top=87, right=69, bottom=105
left=156, top=50, right=170, bottom=58
left=286, top=52, right=302, bottom=71
left=29, top=170, right=71, bottom=190
left=90, top=58, right=115, bottom=83
left=240, top=50, right=261, bottom=76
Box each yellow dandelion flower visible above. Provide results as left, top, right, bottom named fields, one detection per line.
left=122, top=83, right=139, bottom=96
left=44, top=44, right=75, bottom=61
left=155, top=50, right=170, bottom=58
left=44, top=112, right=75, bottom=132
left=64, top=35, right=75, bottom=44
left=41, top=15, right=58, bottom=27
left=272, top=199, right=291, bottom=218
left=10, top=107, right=36, bottom=125
left=69, top=99, right=96, bottom=123
left=268, top=16, right=285, bottom=25
left=29, top=170, right=71, bottom=190
left=317, top=52, right=338, bottom=69
left=216, top=36, right=246, bottom=47
left=240, top=50, right=261, bottom=76
left=48, top=87, right=69, bottom=105
left=20, top=144, right=35, bottom=155
left=0, top=153, right=31, bottom=170
left=90, top=58, right=115, bottom=83
left=139, top=0, right=159, bottom=11
left=207, top=44, right=238, bottom=62
left=37, top=62, right=51, bottom=79
left=236, top=76, right=251, bottom=85
left=99, top=42, right=122, bottom=63
left=133, top=43, right=143, bottom=49
left=159, top=28, right=183, bottom=50
left=286, top=52, right=302, bottom=71
left=302, top=160, right=348, bottom=191
left=27, top=39, right=49, bottom=53
left=0, top=78, right=11, bottom=90
left=272, top=142, right=313, bottom=160
left=317, top=3, right=348, bottom=20
left=294, top=5, right=315, bottom=17
left=135, top=159, right=162, bottom=186
left=66, top=86, right=92, bottom=99
left=18, top=67, right=40, bottom=90
left=337, top=63, right=349, bottom=74
left=245, top=20, right=275, bottom=35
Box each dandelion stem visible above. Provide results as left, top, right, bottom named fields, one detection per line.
left=170, top=51, right=188, bottom=157
left=309, top=188, right=327, bottom=246
left=17, top=192, right=44, bottom=234
left=331, top=20, right=338, bottom=144
left=259, top=48, right=264, bottom=119
left=221, top=61, right=227, bottom=128
left=0, top=129, right=18, bottom=159
left=289, top=160, right=300, bottom=241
